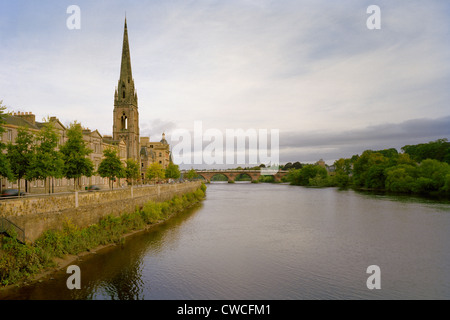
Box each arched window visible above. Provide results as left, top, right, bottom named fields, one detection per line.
left=121, top=113, right=128, bottom=130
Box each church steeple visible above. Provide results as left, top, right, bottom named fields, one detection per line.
left=120, top=18, right=133, bottom=84
left=113, top=17, right=140, bottom=162
left=115, top=17, right=137, bottom=107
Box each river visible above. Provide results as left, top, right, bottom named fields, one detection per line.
left=2, top=182, right=450, bottom=300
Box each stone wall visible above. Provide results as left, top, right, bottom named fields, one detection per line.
left=0, top=182, right=202, bottom=242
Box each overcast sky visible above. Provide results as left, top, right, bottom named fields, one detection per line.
left=1, top=0, right=449, bottom=168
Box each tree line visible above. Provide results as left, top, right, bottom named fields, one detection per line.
left=282, top=139, right=450, bottom=197
left=0, top=105, right=181, bottom=194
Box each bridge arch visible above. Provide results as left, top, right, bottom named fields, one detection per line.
left=209, top=173, right=229, bottom=183
left=183, top=170, right=288, bottom=183
left=234, top=172, right=253, bottom=182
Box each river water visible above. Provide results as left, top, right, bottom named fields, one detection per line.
left=2, top=183, right=450, bottom=300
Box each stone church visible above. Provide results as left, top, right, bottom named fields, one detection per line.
left=113, top=18, right=171, bottom=180
left=0, top=18, right=170, bottom=192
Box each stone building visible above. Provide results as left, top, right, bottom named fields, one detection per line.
left=0, top=18, right=170, bottom=193
left=0, top=112, right=126, bottom=193
left=140, top=133, right=171, bottom=181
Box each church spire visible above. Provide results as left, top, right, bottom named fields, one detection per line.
left=115, top=16, right=137, bottom=107
left=120, top=17, right=133, bottom=84
left=113, top=17, right=140, bottom=162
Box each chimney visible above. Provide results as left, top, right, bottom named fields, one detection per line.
left=16, top=112, right=36, bottom=125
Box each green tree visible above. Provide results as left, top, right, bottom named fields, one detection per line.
left=125, top=158, right=140, bottom=186
left=352, top=151, right=389, bottom=188
left=165, top=162, right=181, bottom=180
left=98, top=148, right=125, bottom=189
left=185, top=168, right=198, bottom=181
left=146, top=162, right=165, bottom=184
left=414, top=159, right=450, bottom=193
left=402, top=139, right=450, bottom=164
left=59, top=122, right=94, bottom=190
left=333, top=158, right=352, bottom=188
left=292, top=161, right=303, bottom=170
left=6, top=127, right=35, bottom=195
left=289, top=164, right=328, bottom=186
left=28, top=121, right=64, bottom=193
left=385, top=165, right=417, bottom=193
left=442, top=174, right=450, bottom=195
left=0, top=101, right=13, bottom=183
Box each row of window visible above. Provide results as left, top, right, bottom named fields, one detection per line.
left=2, top=176, right=109, bottom=189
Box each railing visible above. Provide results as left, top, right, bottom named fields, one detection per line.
left=0, top=217, right=25, bottom=243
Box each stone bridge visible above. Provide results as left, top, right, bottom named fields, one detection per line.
left=182, top=170, right=288, bottom=183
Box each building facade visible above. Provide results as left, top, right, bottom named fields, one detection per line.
left=0, top=18, right=170, bottom=193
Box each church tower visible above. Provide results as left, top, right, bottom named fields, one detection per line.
left=113, top=18, right=140, bottom=161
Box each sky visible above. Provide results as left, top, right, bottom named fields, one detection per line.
left=1, top=0, right=449, bottom=168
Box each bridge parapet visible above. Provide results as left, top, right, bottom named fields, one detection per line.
left=181, top=169, right=288, bottom=183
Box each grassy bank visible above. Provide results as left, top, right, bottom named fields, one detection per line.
left=0, top=183, right=206, bottom=287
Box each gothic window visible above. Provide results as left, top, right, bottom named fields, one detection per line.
left=121, top=113, right=128, bottom=130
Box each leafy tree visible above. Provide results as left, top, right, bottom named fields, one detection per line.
left=6, top=127, right=35, bottom=195
left=125, top=158, right=140, bottom=186
left=165, top=162, right=181, bottom=180
left=402, top=139, right=450, bottom=164
left=0, top=101, right=13, bottom=182
left=146, top=162, right=165, bottom=184
left=416, top=159, right=450, bottom=192
left=283, top=162, right=293, bottom=170
left=333, top=158, right=352, bottom=188
left=59, top=122, right=94, bottom=190
left=289, top=164, right=328, bottom=186
left=292, top=161, right=303, bottom=170
left=385, top=165, right=417, bottom=193
left=442, top=174, right=450, bottom=195
left=28, top=121, right=64, bottom=193
left=98, top=148, right=125, bottom=189
left=185, top=168, right=198, bottom=181
left=376, top=148, right=399, bottom=159
left=352, top=151, right=388, bottom=188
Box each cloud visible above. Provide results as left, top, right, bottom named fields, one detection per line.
left=140, top=118, right=177, bottom=139
left=1, top=0, right=449, bottom=167
left=279, top=116, right=450, bottom=163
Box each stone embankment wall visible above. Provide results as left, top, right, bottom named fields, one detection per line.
left=0, top=182, right=202, bottom=242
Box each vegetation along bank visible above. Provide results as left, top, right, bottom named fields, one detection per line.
left=282, top=139, right=450, bottom=198
left=0, top=183, right=207, bottom=287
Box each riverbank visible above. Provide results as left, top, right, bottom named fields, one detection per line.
left=0, top=183, right=207, bottom=292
